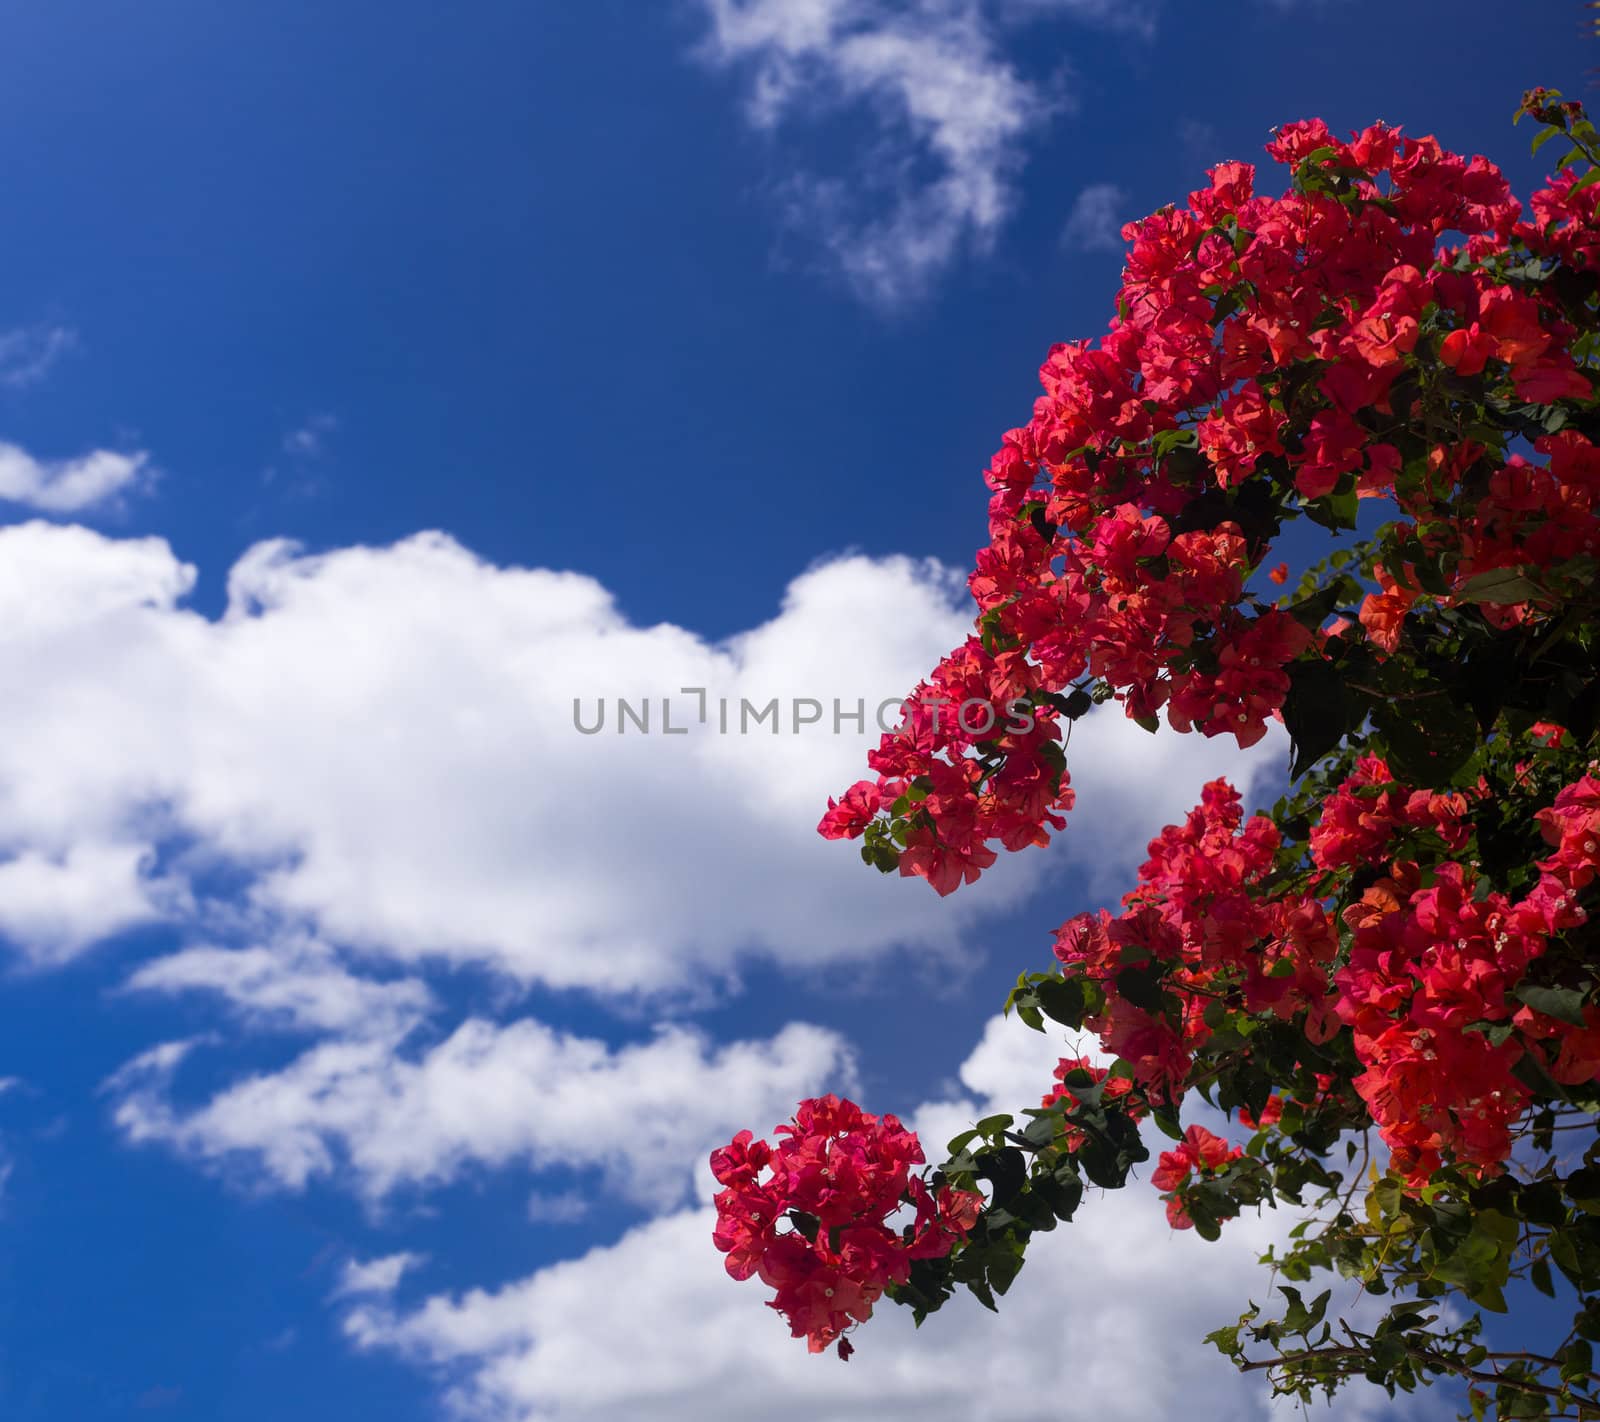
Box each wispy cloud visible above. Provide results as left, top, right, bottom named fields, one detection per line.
left=108, top=1018, right=852, bottom=1205
left=281, top=413, right=337, bottom=460
left=334, top=1253, right=426, bottom=1300
left=124, top=939, right=434, bottom=1042
left=1177, top=116, right=1221, bottom=161
left=1060, top=181, right=1128, bottom=253
left=263, top=413, right=338, bottom=501
left=527, top=1189, right=590, bottom=1224
left=0, top=441, right=148, bottom=514
left=0, top=324, right=77, bottom=390
left=692, top=0, right=1146, bottom=307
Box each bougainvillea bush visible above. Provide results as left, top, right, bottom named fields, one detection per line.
left=714, top=92, right=1600, bottom=1418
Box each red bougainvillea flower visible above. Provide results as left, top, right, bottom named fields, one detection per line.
left=1152, top=1125, right=1245, bottom=1229
left=735, top=99, right=1600, bottom=1371
left=711, top=1098, right=981, bottom=1356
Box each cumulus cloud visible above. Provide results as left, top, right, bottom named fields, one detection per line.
left=109, top=1017, right=853, bottom=1204
left=6, top=518, right=1365, bottom=1420
left=0, top=842, right=169, bottom=964
left=692, top=0, right=1146, bottom=306
left=0, top=523, right=1283, bottom=987
left=17, top=519, right=1280, bottom=1266
left=340, top=1013, right=1428, bottom=1422
left=0, top=323, right=77, bottom=389
left=0, top=442, right=147, bottom=513
left=1060, top=181, right=1128, bottom=253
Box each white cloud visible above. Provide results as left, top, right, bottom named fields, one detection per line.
left=693, top=0, right=1146, bottom=306
left=336, top=1252, right=427, bottom=1299
left=1178, top=116, right=1223, bottom=163
left=282, top=414, right=338, bottom=459
left=526, top=1190, right=589, bottom=1225
left=124, top=938, right=434, bottom=1041
left=16, top=518, right=1283, bottom=1260
left=0, top=522, right=1283, bottom=986
left=109, top=1017, right=853, bottom=1205
left=0, top=842, right=167, bottom=964
left=2, top=516, right=1373, bottom=1419
left=342, top=1013, right=1433, bottom=1422
left=0, top=442, right=147, bottom=513
left=0, top=323, right=77, bottom=389
left=1060, top=181, right=1127, bottom=253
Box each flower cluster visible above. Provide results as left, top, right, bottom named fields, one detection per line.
left=711, top=1096, right=980, bottom=1356
left=729, top=98, right=1600, bottom=1399
left=819, top=116, right=1599, bottom=898
left=1537, top=770, right=1600, bottom=894
left=1041, top=1054, right=1144, bottom=1151
left=1151, top=1125, right=1246, bottom=1230
left=1032, top=756, right=1599, bottom=1196
left=1309, top=755, right=1471, bottom=871
left=1334, top=862, right=1548, bottom=1183
left=1049, top=779, right=1339, bottom=1103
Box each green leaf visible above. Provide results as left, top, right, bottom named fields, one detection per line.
left=1564, top=1338, right=1595, bottom=1383
left=1204, top=1324, right=1241, bottom=1357
left=1567, top=1166, right=1600, bottom=1213
left=986, top=1242, right=1027, bottom=1296
left=1007, top=988, right=1044, bottom=1032
left=977, top=1147, right=1027, bottom=1207
left=1036, top=975, right=1087, bottom=1029
left=1304, top=484, right=1358, bottom=532
left=1282, top=658, right=1357, bottom=779
left=965, top=1275, right=999, bottom=1313
left=1151, top=1104, right=1185, bottom=1142
left=1034, top=1161, right=1084, bottom=1221
left=1297, top=145, right=1339, bottom=168
left=1469, top=1281, right=1508, bottom=1313
left=1022, top=1113, right=1063, bottom=1149
left=1531, top=1255, right=1556, bottom=1298
left=1060, top=687, right=1094, bottom=720
left=1514, top=983, right=1591, bottom=1029
left=1115, top=963, right=1167, bottom=1015
left=1373, top=696, right=1478, bottom=788
left=1210, top=288, right=1244, bottom=327
left=1455, top=566, right=1543, bottom=605
left=1283, top=581, right=1347, bottom=630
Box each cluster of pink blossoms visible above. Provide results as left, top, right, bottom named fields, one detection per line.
left=711, top=1096, right=981, bottom=1356
left=818, top=118, right=1600, bottom=897
left=1359, top=430, right=1600, bottom=652
left=1335, top=861, right=1550, bottom=1184
left=1041, top=1055, right=1145, bottom=1152
left=1050, top=780, right=1340, bottom=1105
left=1151, top=1125, right=1246, bottom=1230
left=1537, top=770, right=1600, bottom=894
left=1036, top=762, right=1600, bottom=1195
left=732, top=104, right=1600, bottom=1363
left=1309, top=755, right=1471, bottom=871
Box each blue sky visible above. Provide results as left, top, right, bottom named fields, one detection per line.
left=0, top=3, right=1584, bottom=1419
